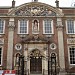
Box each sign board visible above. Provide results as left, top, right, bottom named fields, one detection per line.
left=0, top=70, right=3, bottom=73
left=4, top=70, right=16, bottom=75
left=0, top=70, right=16, bottom=75
left=0, top=70, right=3, bottom=75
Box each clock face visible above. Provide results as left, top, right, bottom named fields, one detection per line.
left=15, top=44, right=22, bottom=50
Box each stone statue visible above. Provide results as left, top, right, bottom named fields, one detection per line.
left=33, top=20, right=38, bottom=33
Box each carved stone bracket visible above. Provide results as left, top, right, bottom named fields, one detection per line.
left=67, top=38, right=75, bottom=44
left=56, top=21, right=63, bottom=30
left=8, top=21, right=15, bottom=31
left=0, top=38, right=4, bottom=45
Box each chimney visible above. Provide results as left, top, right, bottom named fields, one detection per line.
left=12, top=0, right=15, bottom=8
left=55, top=0, right=59, bottom=8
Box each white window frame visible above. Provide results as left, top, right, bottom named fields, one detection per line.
left=43, top=19, right=54, bottom=34
left=18, top=19, right=29, bottom=34
left=0, top=46, right=3, bottom=66
left=0, top=19, right=5, bottom=34
left=68, top=46, right=75, bottom=65
left=66, top=19, right=75, bottom=34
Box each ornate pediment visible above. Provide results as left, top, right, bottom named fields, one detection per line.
left=8, top=2, right=64, bottom=17
left=15, top=5, right=56, bottom=16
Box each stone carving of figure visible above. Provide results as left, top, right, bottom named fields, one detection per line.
left=33, top=20, right=38, bottom=33
left=16, top=54, right=20, bottom=65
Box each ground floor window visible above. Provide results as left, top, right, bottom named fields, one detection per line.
left=0, top=47, right=2, bottom=65
left=69, top=46, right=75, bottom=64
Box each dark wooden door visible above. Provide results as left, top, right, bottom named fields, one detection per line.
left=30, top=57, right=42, bottom=73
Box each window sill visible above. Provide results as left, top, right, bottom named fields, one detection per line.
left=18, top=34, right=29, bottom=38
left=43, top=34, right=54, bottom=37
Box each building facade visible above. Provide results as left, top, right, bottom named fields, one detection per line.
left=0, top=0, right=75, bottom=74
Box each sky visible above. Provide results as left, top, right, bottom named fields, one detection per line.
left=0, top=0, right=75, bottom=7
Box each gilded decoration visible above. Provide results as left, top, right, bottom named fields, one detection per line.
left=15, top=5, right=56, bottom=16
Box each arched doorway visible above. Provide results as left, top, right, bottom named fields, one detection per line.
left=30, top=49, right=42, bottom=74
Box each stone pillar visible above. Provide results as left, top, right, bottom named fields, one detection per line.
left=7, top=18, right=15, bottom=69
left=56, top=18, right=65, bottom=72
left=24, top=44, right=30, bottom=75
left=24, top=44, right=28, bottom=74
left=44, top=50, right=48, bottom=74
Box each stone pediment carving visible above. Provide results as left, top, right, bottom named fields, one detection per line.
left=20, top=35, right=51, bottom=43
left=8, top=2, right=64, bottom=17
left=15, top=6, right=56, bottom=16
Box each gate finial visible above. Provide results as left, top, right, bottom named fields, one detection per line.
left=55, top=0, right=59, bottom=7
left=32, top=0, right=38, bottom=2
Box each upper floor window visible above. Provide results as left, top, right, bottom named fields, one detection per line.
left=43, top=19, right=53, bottom=34
left=0, top=47, right=3, bottom=66
left=69, top=46, right=75, bottom=65
left=18, top=19, right=28, bottom=34
left=66, top=19, right=75, bottom=34
left=0, top=19, right=5, bottom=34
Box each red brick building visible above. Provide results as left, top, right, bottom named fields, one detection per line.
left=0, top=0, right=75, bottom=74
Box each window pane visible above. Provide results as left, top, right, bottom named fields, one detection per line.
left=19, top=20, right=27, bottom=34
left=0, top=20, right=4, bottom=33
left=67, top=20, right=74, bottom=33
left=69, top=46, right=75, bottom=64
left=44, top=20, right=52, bottom=34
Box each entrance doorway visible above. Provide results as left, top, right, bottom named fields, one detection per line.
left=30, top=50, right=42, bottom=74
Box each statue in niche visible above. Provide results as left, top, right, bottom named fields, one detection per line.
left=16, top=53, right=20, bottom=66
left=33, top=20, right=39, bottom=33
